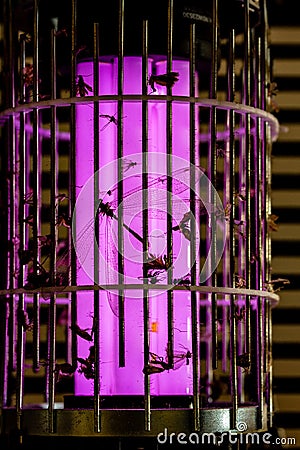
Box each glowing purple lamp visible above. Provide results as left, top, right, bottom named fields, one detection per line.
left=75, top=57, right=198, bottom=396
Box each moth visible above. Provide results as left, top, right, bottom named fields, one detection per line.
left=148, top=72, right=179, bottom=94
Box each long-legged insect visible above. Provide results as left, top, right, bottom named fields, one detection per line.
left=73, top=165, right=206, bottom=314
left=265, top=278, right=290, bottom=293
left=99, top=113, right=118, bottom=131
left=148, top=71, right=179, bottom=94
left=166, top=344, right=192, bottom=369
left=143, top=352, right=170, bottom=375
left=138, top=270, right=165, bottom=284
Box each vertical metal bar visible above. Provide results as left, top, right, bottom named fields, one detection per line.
left=243, top=0, right=252, bottom=361
left=267, top=300, right=273, bottom=427
left=117, top=0, right=125, bottom=368
left=0, top=0, right=14, bottom=418
left=189, top=22, right=200, bottom=432
left=209, top=0, right=219, bottom=371
left=6, top=0, right=21, bottom=383
left=260, top=2, right=273, bottom=426
left=93, top=22, right=101, bottom=433
left=227, top=28, right=238, bottom=429
left=70, top=0, right=78, bottom=370
left=15, top=22, right=25, bottom=447
left=142, top=19, right=151, bottom=432
left=230, top=294, right=238, bottom=429
left=255, top=34, right=265, bottom=429
left=32, top=0, right=41, bottom=375
left=166, top=0, right=174, bottom=369
left=47, top=26, right=58, bottom=435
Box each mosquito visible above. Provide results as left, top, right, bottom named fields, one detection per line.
left=148, top=71, right=179, bottom=94
left=143, top=352, right=170, bottom=375
left=122, top=158, right=138, bottom=173
left=72, top=165, right=205, bottom=315
left=166, top=343, right=192, bottom=369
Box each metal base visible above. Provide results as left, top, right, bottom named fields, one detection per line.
left=2, top=402, right=266, bottom=438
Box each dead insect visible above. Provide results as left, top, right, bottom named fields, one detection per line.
left=224, top=202, right=232, bottom=221
left=74, top=45, right=88, bottom=57
left=267, top=214, right=279, bottom=232
left=23, top=64, right=34, bottom=88
left=70, top=324, right=93, bottom=342
left=235, top=275, right=246, bottom=289
left=235, top=305, right=246, bottom=321
left=75, top=75, right=93, bottom=97
left=138, top=270, right=165, bottom=284
left=237, top=352, right=251, bottom=373
left=99, top=113, right=118, bottom=131
left=56, top=213, right=72, bottom=228
left=173, top=275, right=191, bottom=286
left=166, top=343, right=192, bottom=369
left=145, top=253, right=172, bottom=273
left=17, top=309, right=33, bottom=332
left=122, top=158, right=137, bottom=173
left=266, top=81, right=279, bottom=97
left=87, top=345, right=95, bottom=363
left=55, top=28, right=68, bottom=38
left=24, top=264, right=51, bottom=289
left=143, top=364, right=166, bottom=375
left=56, top=193, right=68, bottom=204
left=22, top=63, right=42, bottom=102
left=234, top=192, right=246, bottom=203
left=148, top=71, right=179, bottom=94
left=24, top=191, right=34, bottom=205
left=143, top=352, right=170, bottom=375
left=19, top=32, right=32, bottom=43
left=265, top=278, right=290, bottom=293
left=77, top=357, right=95, bottom=380
left=18, top=248, right=34, bottom=265
left=54, top=362, right=77, bottom=383
left=216, top=141, right=227, bottom=158
left=24, top=214, right=34, bottom=227
left=172, top=211, right=192, bottom=241
left=233, top=220, right=246, bottom=239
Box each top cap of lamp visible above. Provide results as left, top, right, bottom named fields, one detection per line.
left=73, top=0, right=261, bottom=66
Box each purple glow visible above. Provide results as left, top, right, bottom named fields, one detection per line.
left=75, top=57, right=198, bottom=395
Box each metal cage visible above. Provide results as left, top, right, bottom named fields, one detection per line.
left=0, top=0, right=281, bottom=448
